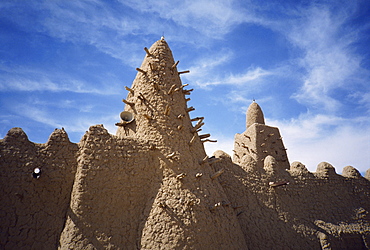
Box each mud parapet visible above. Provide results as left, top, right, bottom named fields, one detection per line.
left=0, top=128, right=77, bottom=249
left=1, top=39, right=369, bottom=249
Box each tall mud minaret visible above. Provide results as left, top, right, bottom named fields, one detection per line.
left=116, top=37, right=206, bottom=161
left=58, top=38, right=247, bottom=249
left=2, top=38, right=369, bottom=250
left=115, top=37, right=247, bottom=249
left=234, top=101, right=289, bottom=170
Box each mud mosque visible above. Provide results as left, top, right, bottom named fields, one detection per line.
left=1, top=38, right=369, bottom=249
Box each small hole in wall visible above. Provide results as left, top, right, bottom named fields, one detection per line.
left=33, top=168, right=41, bottom=179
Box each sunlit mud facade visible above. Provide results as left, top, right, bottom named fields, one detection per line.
left=1, top=39, right=369, bottom=249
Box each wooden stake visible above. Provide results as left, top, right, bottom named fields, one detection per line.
left=211, top=169, right=225, bottom=180
left=186, top=106, right=195, bottom=112
left=200, top=156, right=208, bottom=165
left=166, top=152, right=176, bottom=159
left=183, top=89, right=194, bottom=95
left=201, top=139, right=217, bottom=143
left=149, top=63, right=155, bottom=71
left=181, top=83, right=189, bottom=88
left=164, top=105, right=171, bottom=116
left=269, top=181, right=289, bottom=187
left=122, top=99, right=134, bottom=106
left=189, top=134, right=196, bottom=145
left=115, top=122, right=126, bottom=127
left=176, top=173, right=186, bottom=180
left=172, top=61, right=180, bottom=69
left=125, top=86, right=134, bottom=94
left=136, top=68, right=146, bottom=74
left=191, top=117, right=204, bottom=122
left=138, top=93, right=146, bottom=101
left=178, top=70, right=190, bottom=75
left=199, top=134, right=210, bottom=139
left=191, top=121, right=204, bottom=132
left=144, top=47, right=152, bottom=57
left=167, top=84, right=176, bottom=95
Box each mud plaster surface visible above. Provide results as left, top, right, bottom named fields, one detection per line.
left=1, top=39, right=369, bottom=250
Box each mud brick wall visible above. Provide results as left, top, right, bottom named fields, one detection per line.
left=212, top=151, right=370, bottom=249
left=1, top=38, right=369, bottom=249
left=58, top=124, right=163, bottom=249
left=0, top=128, right=77, bottom=249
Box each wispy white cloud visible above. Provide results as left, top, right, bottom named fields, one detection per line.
left=280, top=6, right=365, bottom=112
left=0, top=0, right=260, bottom=69
left=1, top=0, right=368, bottom=173
left=0, top=65, right=119, bottom=94
left=41, top=1, right=146, bottom=65
left=354, top=91, right=370, bottom=115
left=9, top=102, right=119, bottom=141
left=0, top=1, right=144, bottom=65
left=184, top=49, right=272, bottom=88
left=268, top=114, right=370, bottom=173
left=1, top=0, right=253, bottom=66
left=211, top=67, right=272, bottom=87
left=122, top=0, right=258, bottom=39
left=269, top=114, right=344, bottom=141
left=12, top=104, right=63, bottom=129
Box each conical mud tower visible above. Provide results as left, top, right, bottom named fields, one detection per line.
left=117, top=37, right=247, bottom=249
left=2, top=38, right=369, bottom=250
left=116, top=37, right=208, bottom=171
left=59, top=38, right=247, bottom=249
left=234, top=101, right=289, bottom=170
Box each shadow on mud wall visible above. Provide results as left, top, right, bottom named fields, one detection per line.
left=215, top=160, right=316, bottom=249
left=214, top=156, right=370, bottom=249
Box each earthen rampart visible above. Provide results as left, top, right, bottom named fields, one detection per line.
left=213, top=150, right=369, bottom=249
left=1, top=38, right=369, bottom=249
left=0, top=128, right=77, bottom=249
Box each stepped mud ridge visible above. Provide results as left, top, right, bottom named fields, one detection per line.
left=1, top=38, right=369, bottom=249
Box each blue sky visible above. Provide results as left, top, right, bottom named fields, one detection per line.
left=1, top=0, right=369, bottom=173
